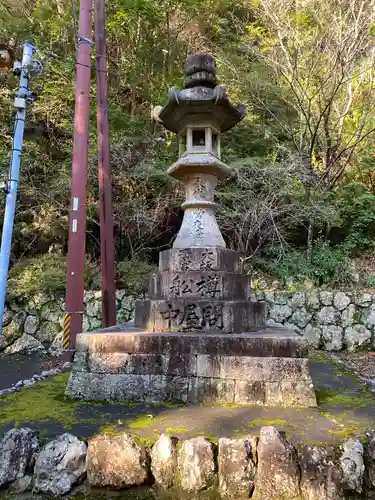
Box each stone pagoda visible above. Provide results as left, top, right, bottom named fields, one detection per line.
left=66, top=53, right=317, bottom=408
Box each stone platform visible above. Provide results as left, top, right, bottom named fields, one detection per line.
left=65, top=326, right=317, bottom=407
left=66, top=247, right=317, bottom=407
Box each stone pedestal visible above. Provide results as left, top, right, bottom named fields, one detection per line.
left=66, top=246, right=317, bottom=407
left=134, top=248, right=265, bottom=333
left=65, top=328, right=316, bottom=407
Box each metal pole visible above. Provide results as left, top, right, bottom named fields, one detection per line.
left=0, top=42, right=35, bottom=335
left=95, top=0, right=116, bottom=327
left=63, top=0, right=92, bottom=353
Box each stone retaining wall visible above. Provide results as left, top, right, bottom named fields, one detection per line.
left=2, top=288, right=375, bottom=353
left=1, top=291, right=134, bottom=353
left=256, top=289, right=375, bottom=352
left=0, top=426, right=374, bottom=498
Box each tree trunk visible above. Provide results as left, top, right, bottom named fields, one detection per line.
left=306, top=217, right=314, bottom=262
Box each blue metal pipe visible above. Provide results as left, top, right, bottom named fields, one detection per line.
left=0, top=42, right=35, bottom=335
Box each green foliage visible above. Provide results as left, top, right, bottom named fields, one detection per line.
left=336, top=180, right=375, bottom=254
left=116, top=259, right=156, bottom=296
left=254, top=241, right=351, bottom=287
left=7, top=255, right=99, bottom=301
left=1, top=0, right=375, bottom=291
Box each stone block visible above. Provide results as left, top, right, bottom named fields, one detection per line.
left=148, top=271, right=252, bottom=301
left=149, top=375, right=189, bottom=403
left=269, top=304, right=292, bottom=323
left=177, top=437, right=215, bottom=491
left=365, top=431, right=375, bottom=488
left=252, top=427, right=300, bottom=500
left=322, top=325, right=343, bottom=351
left=66, top=327, right=316, bottom=407
left=196, top=355, right=311, bottom=381
left=66, top=372, right=190, bottom=403
left=111, top=374, right=151, bottom=402
left=299, top=446, right=343, bottom=500
left=0, top=428, right=39, bottom=489
left=302, top=325, right=322, bottom=348
left=134, top=299, right=265, bottom=333
left=66, top=371, right=112, bottom=401
left=234, top=379, right=316, bottom=407
left=263, top=380, right=317, bottom=407
left=188, top=377, right=235, bottom=403
left=73, top=352, right=197, bottom=377
left=218, top=437, right=255, bottom=498
left=159, top=247, right=242, bottom=273
left=87, top=433, right=149, bottom=488
left=234, top=381, right=266, bottom=405
left=74, top=329, right=309, bottom=358
left=344, top=325, right=371, bottom=352
left=340, top=439, right=364, bottom=493
left=151, top=434, right=178, bottom=489
left=34, top=434, right=87, bottom=496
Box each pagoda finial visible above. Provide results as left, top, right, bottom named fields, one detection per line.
left=183, top=52, right=217, bottom=89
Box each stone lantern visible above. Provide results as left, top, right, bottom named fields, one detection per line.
left=66, top=53, right=317, bottom=409
left=159, top=53, right=244, bottom=249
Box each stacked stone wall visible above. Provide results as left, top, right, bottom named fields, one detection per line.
left=2, top=288, right=375, bottom=353
left=0, top=426, right=373, bottom=499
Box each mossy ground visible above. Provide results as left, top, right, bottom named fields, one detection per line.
left=315, top=385, right=374, bottom=408
left=0, top=351, right=374, bottom=450
left=0, top=372, right=78, bottom=428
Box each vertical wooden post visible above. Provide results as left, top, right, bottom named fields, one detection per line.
left=64, top=0, right=92, bottom=353
left=95, top=0, right=116, bottom=327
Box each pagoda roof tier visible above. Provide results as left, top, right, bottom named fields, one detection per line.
left=159, top=85, right=245, bottom=134
left=167, top=152, right=235, bottom=181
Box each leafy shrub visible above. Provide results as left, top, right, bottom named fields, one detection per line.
left=366, top=276, right=375, bottom=288
left=254, top=241, right=351, bottom=286
left=116, top=258, right=155, bottom=296
left=7, top=255, right=100, bottom=301
left=336, top=181, right=375, bottom=254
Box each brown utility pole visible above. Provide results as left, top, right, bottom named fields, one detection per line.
left=95, top=0, right=116, bottom=327
left=63, top=0, right=93, bottom=354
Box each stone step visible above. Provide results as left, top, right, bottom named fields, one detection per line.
left=73, top=351, right=312, bottom=381
left=159, top=247, right=242, bottom=273
left=148, top=270, right=252, bottom=301
left=134, top=299, right=265, bottom=333
left=73, top=328, right=309, bottom=358
left=66, top=328, right=317, bottom=407
left=65, top=371, right=316, bottom=407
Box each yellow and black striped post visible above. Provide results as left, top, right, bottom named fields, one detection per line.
left=63, top=313, right=71, bottom=349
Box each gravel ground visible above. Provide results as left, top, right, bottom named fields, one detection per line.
left=0, top=352, right=65, bottom=391
left=325, top=350, right=375, bottom=389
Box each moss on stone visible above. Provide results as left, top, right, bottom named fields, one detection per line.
left=0, top=372, right=144, bottom=436
left=99, top=423, right=122, bottom=436
left=128, top=415, right=167, bottom=430
left=132, top=435, right=157, bottom=448
left=319, top=410, right=368, bottom=442
left=316, top=385, right=374, bottom=408
left=248, top=418, right=288, bottom=428
left=194, top=431, right=218, bottom=444
left=327, top=427, right=364, bottom=439
left=0, top=372, right=78, bottom=428
left=353, top=310, right=362, bottom=323
left=151, top=401, right=183, bottom=409
left=165, top=427, right=189, bottom=434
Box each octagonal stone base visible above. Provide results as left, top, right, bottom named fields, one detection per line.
left=65, top=326, right=317, bottom=408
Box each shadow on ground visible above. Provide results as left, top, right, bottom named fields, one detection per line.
left=0, top=350, right=374, bottom=448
